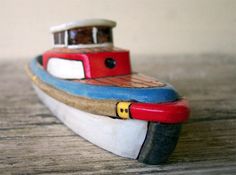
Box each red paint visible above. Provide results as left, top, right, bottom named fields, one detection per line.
left=130, top=99, right=190, bottom=123
left=43, top=48, right=131, bottom=78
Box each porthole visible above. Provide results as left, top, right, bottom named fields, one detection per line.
left=105, top=58, right=116, bottom=69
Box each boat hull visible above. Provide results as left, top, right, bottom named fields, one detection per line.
left=33, top=85, right=148, bottom=159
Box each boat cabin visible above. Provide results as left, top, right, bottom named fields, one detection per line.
left=50, top=19, right=116, bottom=49
left=43, top=19, right=131, bottom=79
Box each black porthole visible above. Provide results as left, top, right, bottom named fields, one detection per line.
left=105, top=58, right=116, bottom=69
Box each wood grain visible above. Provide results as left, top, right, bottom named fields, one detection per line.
left=25, top=65, right=118, bottom=118
left=0, top=54, right=236, bottom=174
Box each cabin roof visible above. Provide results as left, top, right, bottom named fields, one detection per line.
left=50, top=19, right=116, bottom=33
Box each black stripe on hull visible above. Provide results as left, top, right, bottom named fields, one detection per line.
left=138, top=122, right=182, bottom=164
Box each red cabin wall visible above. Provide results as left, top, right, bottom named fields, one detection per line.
left=86, top=51, right=131, bottom=78
left=42, top=49, right=131, bottom=79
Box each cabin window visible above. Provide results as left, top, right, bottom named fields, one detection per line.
left=53, top=32, right=65, bottom=45
left=68, top=27, right=113, bottom=45
left=97, top=27, right=113, bottom=43
left=47, top=58, right=85, bottom=79
left=68, top=28, right=93, bottom=44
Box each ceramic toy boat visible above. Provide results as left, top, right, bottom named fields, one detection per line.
left=26, top=19, right=190, bottom=164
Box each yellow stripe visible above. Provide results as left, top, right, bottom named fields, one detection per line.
left=116, top=102, right=132, bottom=119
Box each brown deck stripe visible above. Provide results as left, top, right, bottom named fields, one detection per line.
left=25, top=65, right=118, bottom=118
left=100, top=77, right=138, bottom=87
left=104, top=77, right=151, bottom=88
left=121, top=79, right=151, bottom=88
left=119, top=75, right=164, bottom=87
left=75, top=73, right=165, bottom=88
left=129, top=74, right=165, bottom=87
left=94, top=78, right=119, bottom=86
left=131, top=77, right=163, bottom=86
left=118, top=76, right=152, bottom=87
left=105, top=77, right=132, bottom=84
left=95, top=77, right=132, bottom=87
left=77, top=74, right=165, bottom=88
left=98, top=78, right=140, bottom=88
left=138, top=74, right=162, bottom=82
left=131, top=74, right=156, bottom=82
left=113, top=76, right=151, bottom=87
left=76, top=79, right=107, bottom=86
left=119, top=75, right=149, bottom=84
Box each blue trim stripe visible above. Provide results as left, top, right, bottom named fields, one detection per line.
left=30, top=56, right=180, bottom=103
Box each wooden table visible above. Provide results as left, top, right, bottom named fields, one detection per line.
left=0, top=54, right=235, bottom=174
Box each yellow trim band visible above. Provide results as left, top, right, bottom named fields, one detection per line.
left=117, top=102, right=132, bottom=119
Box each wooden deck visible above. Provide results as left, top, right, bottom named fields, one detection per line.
left=0, top=54, right=236, bottom=174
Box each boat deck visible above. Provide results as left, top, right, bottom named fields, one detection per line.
left=77, top=73, right=165, bottom=88
left=0, top=54, right=236, bottom=174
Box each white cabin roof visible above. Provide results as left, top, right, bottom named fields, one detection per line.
left=50, top=19, right=116, bottom=33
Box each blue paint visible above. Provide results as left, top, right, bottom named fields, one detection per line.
left=30, top=56, right=180, bottom=103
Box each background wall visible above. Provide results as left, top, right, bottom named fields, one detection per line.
left=0, top=0, right=235, bottom=59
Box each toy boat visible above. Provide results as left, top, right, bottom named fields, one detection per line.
left=26, top=19, right=190, bottom=164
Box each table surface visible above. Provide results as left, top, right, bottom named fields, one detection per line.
left=0, top=54, right=236, bottom=174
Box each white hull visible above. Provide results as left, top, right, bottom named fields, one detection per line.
left=33, top=85, right=148, bottom=159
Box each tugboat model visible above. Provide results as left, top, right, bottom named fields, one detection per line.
left=26, top=19, right=190, bottom=164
